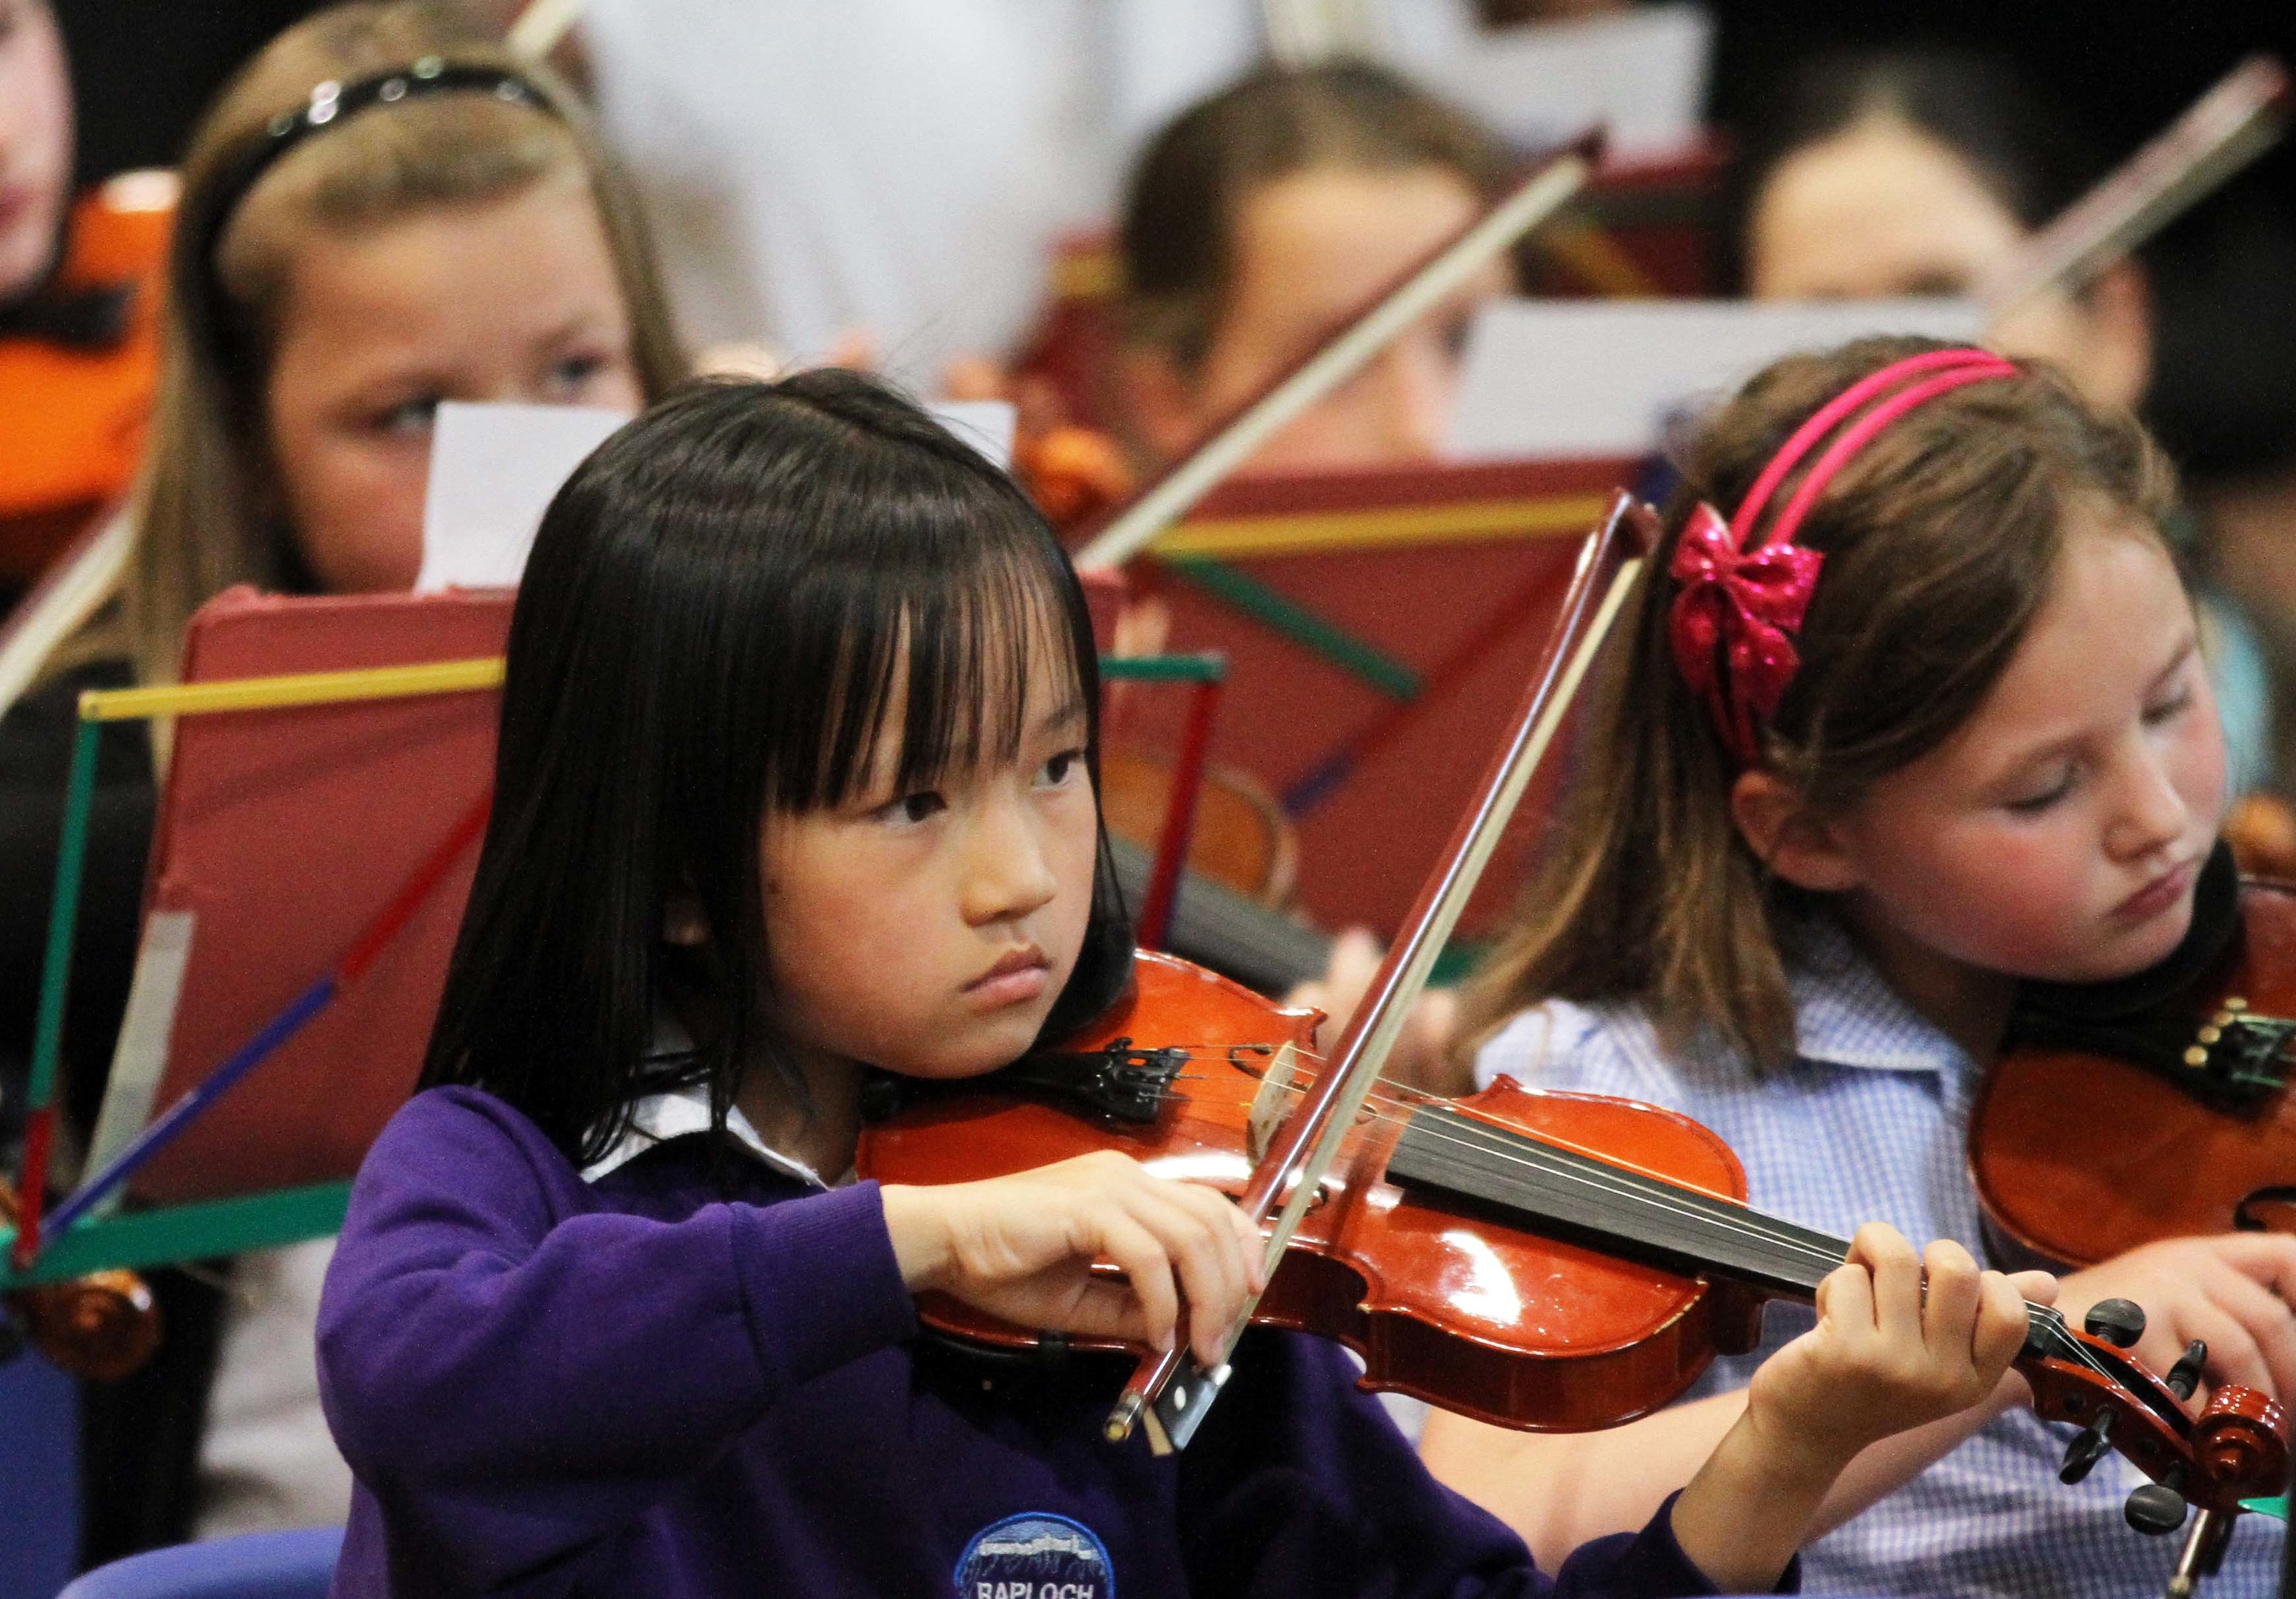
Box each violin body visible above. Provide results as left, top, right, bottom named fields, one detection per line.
left=863, top=951, right=1778, bottom=1433
left=1097, top=748, right=1299, bottom=910
left=1974, top=862, right=2296, bottom=1269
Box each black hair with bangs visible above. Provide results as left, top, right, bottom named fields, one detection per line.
left=421, top=371, right=1134, bottom=1166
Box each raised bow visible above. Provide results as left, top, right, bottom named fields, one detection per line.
left=1667, top=503, right=1824, bottom=766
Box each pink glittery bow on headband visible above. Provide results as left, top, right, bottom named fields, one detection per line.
left=1668, top=347, right=2018, bottom=765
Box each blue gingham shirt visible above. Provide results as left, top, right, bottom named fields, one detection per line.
left=1473, top=925, right=2284, bottom=1598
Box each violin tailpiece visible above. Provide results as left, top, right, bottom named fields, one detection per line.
left=859, top=1041, right=1185, bottom=1126
left=2002, top=1002, right=2293, bottom=1114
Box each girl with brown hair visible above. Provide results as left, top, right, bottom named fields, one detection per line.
left=0, top=0, right=680, bottom=1561
left=1417, top=337, right=2292, bottom=1594
left=1115, top=58, right=1513, bottom=474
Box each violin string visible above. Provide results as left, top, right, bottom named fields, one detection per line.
left=1124, top=1067, right=1872, bottom=1281
left=1133, top=1087, right=2127, bottom=1392
left=1373, top=1113, right=2129, bottom=1393
left=1153, top=1039, right=1860, bottom=1202
left=1119, top=1053, right=1855, bottom=1273
left=1290, top=1104, right=2129, bottom=1392
left=1114, top=1067, right=1866, bottom=1279
left=1091, top=1048, right=2134, bottom=1395
left=1384, top=1113, right=2118, bottom=1375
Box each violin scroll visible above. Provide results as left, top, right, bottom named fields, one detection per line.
left=5, top=1268, right=161, bottom=1382
left=2018, top=1301, right=2286, bottom=1522
left=0, top=1176, right=163, bottom=1381
left=2190, top=1385, right=2287, bottom=1505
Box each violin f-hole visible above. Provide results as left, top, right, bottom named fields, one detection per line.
left=2232, top=1187, right=2296, bottom=1233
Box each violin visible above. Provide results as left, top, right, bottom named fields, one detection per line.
left=860, top=495, right=2286, bottom=1539
left=0, top=1176, right=160, bottom=1381
left=1974, top=841, right=2296, bottom=1268
left=861, top=949, right=2285, bottom=1523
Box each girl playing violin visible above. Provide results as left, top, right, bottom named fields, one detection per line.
left=1421, top=338, right=2293, bottom=1594
left=319, top=369, right=2038, bottom=1598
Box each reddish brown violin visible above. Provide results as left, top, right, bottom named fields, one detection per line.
left=1970, top=842, right=2296, bottom=1581
left=864, top=949, right=2285, bottom=1521
left=1975, top=843, right=2296, bottom=1269
left=0, top=1176, right=160, bottom=1381
left=860, top=496, right=2286, bottom=1539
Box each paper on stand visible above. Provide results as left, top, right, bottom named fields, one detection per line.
left=1404, top=4, right=1712, bottom=161
left=418, top=398, right=1019, bottom=593
left=1445, top=298, right=1989, bottom=461
left=929, top=399, right=1018, bottom=468
left=417, top=402, right=629, bottom=592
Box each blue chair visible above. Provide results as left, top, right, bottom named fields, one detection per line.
left=56, top=1527, right=341, bottom=1599
left=0, top=1347, right=80, bottom=1599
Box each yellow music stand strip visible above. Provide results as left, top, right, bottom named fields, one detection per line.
left=1155, top=492, right=1615, bottom=561
left=78, top=656, right=506, bottom=723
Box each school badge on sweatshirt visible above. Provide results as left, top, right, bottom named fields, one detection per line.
left=954, top=1512, right=1114, bottom=1599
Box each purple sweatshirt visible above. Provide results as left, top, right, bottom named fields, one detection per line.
left=318, top=1085, right=1767, bottom=1599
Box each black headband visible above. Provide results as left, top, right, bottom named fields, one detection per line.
left=217, top=58, right=550, bottom=231
left=178, top=57, right=557, bottom=375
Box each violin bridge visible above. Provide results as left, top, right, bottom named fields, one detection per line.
left=1247, top=1043, right=1302, bottom=1164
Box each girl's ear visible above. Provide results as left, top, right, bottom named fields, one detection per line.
left=662, top=891, right=709, bottom=947
left=1730, top=768, right=1862, bottom=894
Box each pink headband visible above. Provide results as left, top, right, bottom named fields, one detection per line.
left=1669, top=348, right=2018, bottom=765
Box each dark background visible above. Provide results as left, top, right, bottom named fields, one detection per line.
left=1703, top=0, right=2296, bottom=473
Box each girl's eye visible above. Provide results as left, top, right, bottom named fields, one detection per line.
left=1038, top=748, right=1085, bottom=788
left=372, top=395, right=441, bottom=436
left=2143, top=685, right=2194, bottom=727
left=546, top=352, right=612, bottom=395
left=883, top=790, right=945, bottom=825
left=2007, top=766, right=2077, bottom=814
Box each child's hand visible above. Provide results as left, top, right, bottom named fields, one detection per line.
left=1747, top=1224, right=2032, bottom=1471
left=1673, top=1229, right=2041, bottom=1590
left=879, top=1154, right=1265, bottom=1366
left=2052, top=1234, right=2296, bottom=1404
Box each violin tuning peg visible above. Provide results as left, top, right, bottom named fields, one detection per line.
left=2126, top=1483, right=2190, bottom=1536
left=2166, top=1340, right=2206, bottom=1401
left=2084, top=1297, right=2146, bottom=1348
left=2061, top=1411, right=2116, bottom=1484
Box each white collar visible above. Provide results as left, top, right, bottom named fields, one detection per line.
left=579, top=1076, right=834, bottom=1189
left=1785, top=918, right=1971, bottom=1078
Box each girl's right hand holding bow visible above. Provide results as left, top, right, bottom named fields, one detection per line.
left=1669, top=1224, right=2040, bottom=1592
left=880, top=1154, right=1266, bottom=1368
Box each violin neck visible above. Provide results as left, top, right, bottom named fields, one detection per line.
left=1388, top=1108, right=2086, bottom=1337
left=1388, top=1104, right=1846, bottom=1300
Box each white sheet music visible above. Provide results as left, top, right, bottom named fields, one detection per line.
left=418, top=398, right=1017, bottom=593
left=1444, top=298, right=1989, bottom=461
left=416, top=403, right=630, bottom=593
left=1396, top=4, right=1713, bottom=161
